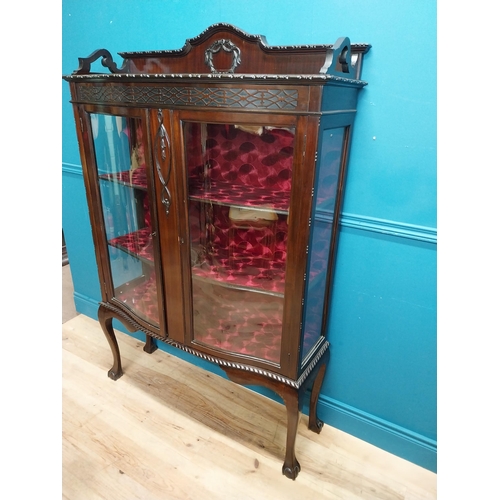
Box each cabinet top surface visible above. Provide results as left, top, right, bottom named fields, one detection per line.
left=63, top=23, right=370, bottom=86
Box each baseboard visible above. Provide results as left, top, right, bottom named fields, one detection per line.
left=309, top=395, right=437, bottom=472
left=73, top=292, right=100, bottom=320
left=69, top=300, right=436, bottom=473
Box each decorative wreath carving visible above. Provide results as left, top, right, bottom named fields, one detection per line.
left=204, top=39, right=241, bottom=74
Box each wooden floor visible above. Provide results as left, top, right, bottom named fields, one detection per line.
left=62, top=311, right=436, bottom=499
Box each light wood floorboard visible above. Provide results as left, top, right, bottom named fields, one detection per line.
left=62, top=315, right=437, bottom=499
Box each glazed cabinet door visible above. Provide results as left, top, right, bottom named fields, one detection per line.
left=78, top=105, right=166, bottom=336
left=172, top=110, right=317, bottom=376
left=300, top=123, right=350, bottom=368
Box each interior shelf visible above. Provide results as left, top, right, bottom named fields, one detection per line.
left=189, top=179, right=290, bottom=214
left=108, top=227, right=154, bottom=264
left=109, top=226, right=287, bottom=296
left=99, top=166, right=148, bottom=191
left=191, top=253, right=286, bottom=296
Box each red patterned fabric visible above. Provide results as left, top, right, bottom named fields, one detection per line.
left=192, top=280, right=282, bottom=363
left=186, top=124, right=293, bottom=293
left=143, top=195, right=151, bottom=228
left=116, top=272, right=159, bottom=326
left=103, top=124, right=302, bottom=363
left=190, top=203, right=287, bottom=294
left=108, top=227, right=153, bottom=261
left=184, top=124, right=295, bottom=362
left=186, top=123, right=294, bottom=198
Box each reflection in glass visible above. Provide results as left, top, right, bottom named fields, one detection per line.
left=301, top=127, right=345, bottom=363
left=91, top=113, right=159, bottom=327
left=184, top=122, right=295, bottom=363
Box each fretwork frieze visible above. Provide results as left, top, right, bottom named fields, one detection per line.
left=76, top=84, right=299, bottom=110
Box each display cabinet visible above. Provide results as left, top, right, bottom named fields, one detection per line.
left=64, top=23, right=370, bottom=479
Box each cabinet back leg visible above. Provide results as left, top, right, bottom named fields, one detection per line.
left=144, top=334, right=158, bottom=354
left=98, top=305, right=123, bottom=380
left=308, top=349, right=329, bottom=433
left=308, top=363, right=326, bottom=433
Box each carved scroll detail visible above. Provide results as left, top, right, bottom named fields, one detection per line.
left=154, top=110, right=172, bottom=216
left=331, top=37, right=356, bottom=79
left=72, top=49, right=128, bottom=75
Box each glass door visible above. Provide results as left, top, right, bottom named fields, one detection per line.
left=183, top=121, right=295, bottom=365
left=90, top=112, right=160, bottom=328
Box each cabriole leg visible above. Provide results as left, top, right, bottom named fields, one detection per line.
left=308, top=348, right=329, bottom=433
left=281, top=386, right=301, bottom=480
left=97, top=305, right=123, bottom=380
left=308, top=362, right=327, bottom=433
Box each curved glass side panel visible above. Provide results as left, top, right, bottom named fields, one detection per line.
left=90, top=113, right=159, bottom=327
left=301, top=127, right=345, bottom=364
left=184, top=122, right=295, bottom=364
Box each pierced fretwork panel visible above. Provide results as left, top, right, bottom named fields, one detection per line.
left=76, top=84, right=299, bottom=110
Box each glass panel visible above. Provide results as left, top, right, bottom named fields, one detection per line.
left=184, top=122, right=295, bottom=363
left=301, top=127, right=345, bottom=363
left=90, top=113, right=159, bottom=327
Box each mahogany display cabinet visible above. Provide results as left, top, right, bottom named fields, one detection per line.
left=64, top=23, right=370, bottom=479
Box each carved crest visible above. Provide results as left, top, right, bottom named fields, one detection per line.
left=204, top=39, right=242, bottom=74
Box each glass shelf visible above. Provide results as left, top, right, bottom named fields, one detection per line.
left=191, top=255, right=286, bottom=297
left=109, top=223, right=288, bottom=296
left=189, top=201, right=288, bottom=296
left=99, top=165, right=148, bottom=191
left=108, top=227, right=154, bottom=264
left=189, top=179, right=290, bottom=214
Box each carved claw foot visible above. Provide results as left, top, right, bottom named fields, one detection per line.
left=108, top=367, right=123, bottom=381
left=308, top=417, right=324, bottom=434
left=282, top=460, right=301, bottom=480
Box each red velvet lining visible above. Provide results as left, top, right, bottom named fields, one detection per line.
left=115, top=272, right=159, bottom=326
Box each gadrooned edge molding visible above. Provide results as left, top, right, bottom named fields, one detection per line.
left=63, top=72, right=367, bottom=86
left=120, top=22, right=345, bottom=57
left=99, top=301, right=329, bottom=389
left=120, top=23, right=370, bottom=59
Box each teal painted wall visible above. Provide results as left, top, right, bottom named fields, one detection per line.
left=62, top=0, right=437, bottom=471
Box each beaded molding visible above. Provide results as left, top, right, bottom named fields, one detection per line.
left=65, top=72, right=367, bottom=87
left=120, top=22, right=338, bottom=57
